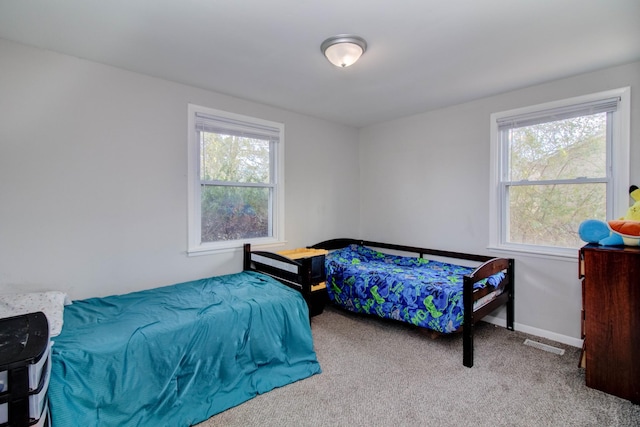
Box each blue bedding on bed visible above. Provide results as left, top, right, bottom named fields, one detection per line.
left=326, top=245, right=504, bottom=333
left=48, top=271, right=321, bottom=427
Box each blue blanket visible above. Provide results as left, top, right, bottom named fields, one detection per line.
left=48, top=271, right=321, bottom=427
left=326, top=245, right=504, bottom=333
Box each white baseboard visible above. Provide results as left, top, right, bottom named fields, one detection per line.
left=482, top=315, right=583, bottom=348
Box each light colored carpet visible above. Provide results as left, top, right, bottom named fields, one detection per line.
left=197, top=305, right=640, bottom=427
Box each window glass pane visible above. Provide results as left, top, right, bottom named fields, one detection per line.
left=201, top=185, right=270, bottom=242
left=508, top=183, right=606, bottom=248
left=200, top=132, right=270, bottom=184
left=508, top=113, right=607, bottom=181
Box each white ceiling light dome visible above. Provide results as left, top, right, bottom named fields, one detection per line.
left=321, top=35, right=367, bottom=68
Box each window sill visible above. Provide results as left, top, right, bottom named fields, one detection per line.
left=187, top=239, right=287, bottom=257
left=487, top=245, right=581, bottom=263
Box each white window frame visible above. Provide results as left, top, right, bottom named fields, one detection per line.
left=489, top=87, right=630, bottom=259
left=187, top=104, right=285, bottom=256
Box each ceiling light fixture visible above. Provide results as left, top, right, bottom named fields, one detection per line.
left=320, top=35, right=367, bottom=68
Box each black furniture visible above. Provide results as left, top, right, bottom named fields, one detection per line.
left=0, top=312, right=51, bottom=427
left=244, top=245, right=329, bottom=317
left=245, top=239, right=515, bottom=367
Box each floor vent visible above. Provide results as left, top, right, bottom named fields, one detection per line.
left=523, top=339, right=565, bottom=355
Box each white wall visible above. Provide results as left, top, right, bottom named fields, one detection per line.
left=0, top=39, right=360, bottom=300
left=2, top=37, right=638, bottom=346
left=359, top=61, right=640, bottom=345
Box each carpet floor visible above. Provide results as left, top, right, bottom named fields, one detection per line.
left=198, top=305, right=640, bottom=427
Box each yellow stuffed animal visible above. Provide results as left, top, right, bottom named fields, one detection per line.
left=607, top=185, right=640, bottom=245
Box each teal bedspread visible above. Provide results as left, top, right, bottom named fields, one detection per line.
left=48, top=271, right=321, bottom=427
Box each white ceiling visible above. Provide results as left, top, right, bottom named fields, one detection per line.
left=1, top=0, right=638, bottom=128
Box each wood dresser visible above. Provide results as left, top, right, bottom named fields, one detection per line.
left=579, top=244, right=640, bottom=403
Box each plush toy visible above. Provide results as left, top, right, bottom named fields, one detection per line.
left=578, top=185, right=640, bottom=246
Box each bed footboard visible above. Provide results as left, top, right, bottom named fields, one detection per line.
left=463, top=257, right=515, bottom=367
left=243, top=244, right=328, bottom=316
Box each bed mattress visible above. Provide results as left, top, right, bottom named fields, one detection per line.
left=48, top=271, right=321, bottom=427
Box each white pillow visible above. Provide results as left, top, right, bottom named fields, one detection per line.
left=0, top=291, right=69, bottom=337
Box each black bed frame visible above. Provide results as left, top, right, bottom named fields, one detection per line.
left=244, top=238, right=515, bottom=368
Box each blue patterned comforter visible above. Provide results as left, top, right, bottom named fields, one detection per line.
left=326, top=245, right=504, bottom=333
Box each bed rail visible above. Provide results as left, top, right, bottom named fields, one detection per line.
left=311, top=238, right=494, bottom=263
left=244, top=244, right=329, bottom=317
left=243, top=244, right=310, bottom=293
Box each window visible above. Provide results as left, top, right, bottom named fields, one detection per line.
left=187, top=104, right=284, bottom=255
left=489, top=87, right=630, bottom=257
